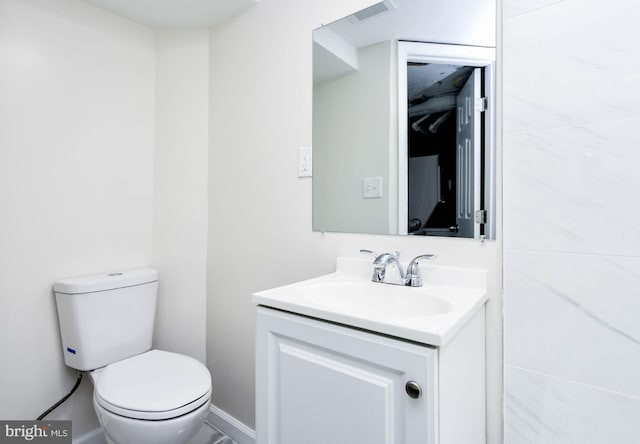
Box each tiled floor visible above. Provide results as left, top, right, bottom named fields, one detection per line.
left=187, top=421, right=238, bottom=444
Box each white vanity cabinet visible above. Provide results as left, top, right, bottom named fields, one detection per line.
left=255, top=306, right=486, bottom=444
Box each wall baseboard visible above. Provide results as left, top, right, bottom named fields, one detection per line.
left=207, top=404, right=256, bottom=444
left=73, top=427, right=106, bottom=444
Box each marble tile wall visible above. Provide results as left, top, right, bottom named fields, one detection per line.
left=503, top=0, right=640, bottom=442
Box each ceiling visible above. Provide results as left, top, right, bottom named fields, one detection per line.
left=313, top=0, right=495, bottom=83
left=80, top=0, right=258, bottom=29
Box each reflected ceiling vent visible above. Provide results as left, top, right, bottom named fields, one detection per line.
left=349, top=0, right=396, bottom=23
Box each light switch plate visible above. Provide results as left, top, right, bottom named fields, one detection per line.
left=362, top=176, right=383, bottom=199
left=298, top=146, right=312, bottom=177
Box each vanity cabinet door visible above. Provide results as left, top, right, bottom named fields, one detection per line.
left=256, top=307, right=438, bottom=444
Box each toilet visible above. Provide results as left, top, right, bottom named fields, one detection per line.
left=53, top=268, right=211, bottom=444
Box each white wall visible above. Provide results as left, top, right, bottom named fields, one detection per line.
left=152, top=29, right=210, bottom=364
left=503, top=0, right=640, bottom=441
left=0, top=2, right=211, bottom=439
left=0, top=0, right=155, bottom=435
left=208, top=2, right=502, bottom=443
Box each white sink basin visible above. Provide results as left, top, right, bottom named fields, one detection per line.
left=253, top=256, right=488, bottom=346
left=302, top=281, right=453, bottom=318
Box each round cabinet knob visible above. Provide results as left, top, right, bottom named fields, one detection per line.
left=405, top=381, right=422, bottom=399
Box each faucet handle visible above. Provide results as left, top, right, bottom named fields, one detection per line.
left=359, top=249, right=378, bottom=261
left=405, top=254, right=437, bottom=287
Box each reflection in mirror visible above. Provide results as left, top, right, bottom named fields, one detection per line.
left=312, top=0, right=496, bottom=239
left=408, top=64, right=479, bottom=237
left=398, top=42, right=496, bottom=239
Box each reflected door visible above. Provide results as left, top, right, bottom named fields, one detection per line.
left=455, top=68, right=482, bottom=238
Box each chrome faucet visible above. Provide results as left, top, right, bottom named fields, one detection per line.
left=404, top=254, right=437, bottom=287
left=360, top=250, right=437, bottom=287
left=372, top=252, right=405, bottom=284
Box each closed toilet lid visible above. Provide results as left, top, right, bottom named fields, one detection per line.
left=94, top=350, right=211, bottom=420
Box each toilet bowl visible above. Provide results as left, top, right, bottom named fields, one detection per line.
left=53, top=268, right=212, bottom=444
left=90, top=350, right=211, bottom=444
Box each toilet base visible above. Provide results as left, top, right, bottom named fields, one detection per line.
left=95, top=397, right=210, bottom=444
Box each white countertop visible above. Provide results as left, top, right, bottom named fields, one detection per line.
left=252, top=257, right=488, bottom=346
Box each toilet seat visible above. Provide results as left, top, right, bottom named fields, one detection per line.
left=93, top=350, right=211, bottom=421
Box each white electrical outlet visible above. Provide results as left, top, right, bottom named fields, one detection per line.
left=298, top=146, right=312, bottom=177
left=362, top=176, right=383, bottom=198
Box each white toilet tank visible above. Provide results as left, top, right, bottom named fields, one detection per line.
left=54, top=268, right=159, bottom=371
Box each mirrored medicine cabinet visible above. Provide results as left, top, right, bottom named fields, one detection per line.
left=312, top=0, right=497, bottom=239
